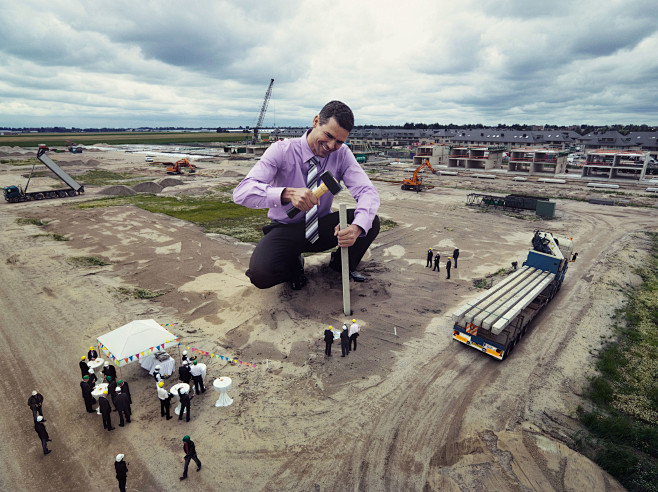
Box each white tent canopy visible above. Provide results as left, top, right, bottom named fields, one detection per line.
left=97, top=319, right=180, bottom=367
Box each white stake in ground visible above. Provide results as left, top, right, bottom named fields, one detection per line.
left=339, top=204, right=351, bottom=316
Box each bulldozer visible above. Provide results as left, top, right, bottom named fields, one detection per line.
left=401, top=159, right=436, bottom=191
left=166, top=158, right=197, bottom=175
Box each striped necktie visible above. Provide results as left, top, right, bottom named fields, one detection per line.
left=305, top=156, right=320, bottom=243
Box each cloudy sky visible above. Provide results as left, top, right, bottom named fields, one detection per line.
left=1, top=0, right=657, bottom=128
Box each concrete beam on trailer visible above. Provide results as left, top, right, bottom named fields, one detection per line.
left=452, top=266, right=535, bottom=323
left=490, top=272, right=555, bottom=334
left=471, top=269, right=547, bottom=328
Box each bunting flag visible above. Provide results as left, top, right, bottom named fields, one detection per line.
left=160, top=323, right=179, bottom=327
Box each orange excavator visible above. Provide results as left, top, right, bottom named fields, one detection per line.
left=166, top=158, right=197, bottom=175
left=401, top=159, right=436, bottom=191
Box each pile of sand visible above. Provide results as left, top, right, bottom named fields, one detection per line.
left=98, top=185, right=136, bottom=196
left=132, top=181, right=163, bottom=193
left=157, top=177, right=184, bottom=188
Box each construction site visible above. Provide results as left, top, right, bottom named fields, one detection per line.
left=0, top=140, right=656, bottom=491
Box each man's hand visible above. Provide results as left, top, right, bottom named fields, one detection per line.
left=334, top=223, right=362, bottom=248
left=282, top=187, right=318, bottom=212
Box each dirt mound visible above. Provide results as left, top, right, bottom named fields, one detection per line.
left=217, top=169, right=244, bottom=178
left=157, top=177, right=184, bottom=188
left=58, top=159, right=85, bottom=167
left=132, top=181, right=163, bottom=193
left=85, top=159, right=101, bottom=167
left=99, top=185, right=136, bottom=196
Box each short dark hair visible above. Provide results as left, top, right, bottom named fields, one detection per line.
left=318, top=101, right=354, bottom=132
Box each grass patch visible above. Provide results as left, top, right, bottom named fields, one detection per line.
left=67, top=256, right=112, bottom=267
left=52, top=234, right=69, bottom=241
left=77, top=195, right=269, bottom=242
left=115, top=287, right=166, bottom=299
left=16, top=217, right=47, bottom=226
left=575, top=231, right=658, bottom=492
left=77, top=169, right=149, bottom=186
left=473, top=267, right=512, bottom=289
left=380, top=218, right=397, bottom=232
left=0, top=158, right=37, bottom=166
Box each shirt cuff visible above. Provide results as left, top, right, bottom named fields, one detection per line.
left=268, top=187, right=287, bottom=209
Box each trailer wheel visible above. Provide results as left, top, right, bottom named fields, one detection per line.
left=34, top=193, right=45, bottom=200
left=68, top=190, right=77, bottom=197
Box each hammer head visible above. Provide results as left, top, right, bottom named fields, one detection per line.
left=319, top=170, right=342, bottom=195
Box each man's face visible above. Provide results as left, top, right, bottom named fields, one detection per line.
left=307, top=115, right=350, bottom=158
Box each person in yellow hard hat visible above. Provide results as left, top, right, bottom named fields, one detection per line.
left=324, top=325, right=334, bottom=357
left=99, top=389, right=114, bottom=431
left=349, top=319, right=360, bottom=351
left=157, top=381, right=173, bottom=420
left=79, top=356, right=89, bottom=378
left=87, top=346, right=98, bottom=361
left=446, top=257, right=452, bottom=279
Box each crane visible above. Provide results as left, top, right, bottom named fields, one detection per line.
left=401, top=159, right=436, bottom=192
left=253, top=78, right=274, bottom=144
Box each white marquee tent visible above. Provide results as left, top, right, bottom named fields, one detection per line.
left=96, top=319, right=180, bottom=367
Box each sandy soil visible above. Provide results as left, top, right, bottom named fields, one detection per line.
left=1, top=147, right=656, bottom=491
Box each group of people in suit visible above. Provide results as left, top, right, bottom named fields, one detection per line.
left=426, top=248, right=460, bottom=279
left=324, top=319, right=360, bottom=357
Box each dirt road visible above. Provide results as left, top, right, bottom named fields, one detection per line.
left=1, top=148, right=654, bottom=491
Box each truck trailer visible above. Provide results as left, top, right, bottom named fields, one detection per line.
left=452, top=231, right=574, bottom=360
left=3, top=146, right=84, bottom=203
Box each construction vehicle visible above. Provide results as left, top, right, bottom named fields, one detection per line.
left=3, top=146, right=84, bottom=203
left=401, top=159, right=436, bottom=191
left=65, top=140, right=83, bottom=153
left=252, top=78, right=274, bottom=144
left=451, top=231, right=574, bottom=360
left=166, top=158, right=197, bottom=175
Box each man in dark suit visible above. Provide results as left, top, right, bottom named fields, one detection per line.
left=446, top=257, right=452, bottom=279
left=179, top=361, right=192, bottom=385
left=118, top=380, right=132, bottom=405
left=27, top=390, right=44, bottom=422
left=79, top=356, right=89, bottom=378
left=34, top=416, right=51, bottom=455
left=340, top=325, right=350, bottom=357
left=107, top=376, right=118, bottom=411
left=102, top=361, right=117, bottom=381
left=80, top=376, right=95, bottom=413
left=180, top=435, right=201, bottom=480
left=453, top=248, right=460, bottom=268
left=87, top=346, right=98, bottom=361
left=178, top=387, right=193, bottom=422
left=115, top=387, right=131, bottom=426
left=115, top=454, right=128, bottom=492
left=324, top=326, right=334, bottom=356
left=426, top=248, right=433, bottom=267
left=99, top=390, right=114, bottom=431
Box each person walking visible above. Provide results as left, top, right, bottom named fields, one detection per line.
left=446, top=257, right=452, bottom=279
left=323, top=326, right=334, bottom=357
left=99, top=390, right=114, bottom=431
left=190, top=360, right=205, bottom=395
left=340, top=325, right=350, bottom=357
left=453, top=248, right=460, bottom=268
left=426, top=248, right=433, bottom=267
left=158, top=381, right=173, bottom=420
left=79, top=356, right=89, bottom=378
left=178, top=387, right=193, bottom=422
left=34, top=416, right=51, bottom=455
left=80, top=375, right=95, bottom=413
left=102, top=361, right=117, bottom=381
left=179, top=435, right=201, bottom=480
left=115, top=387, right=131, bottom=426
left=433, top=251, right=441, bottom=272
left=28, top=390, right=44, bottom=422
left=87, top=346, right=98, bottom=361
left=115, top=454, right=128, bottom=492
left=349, top=319, right=360, bottom=351
left=179, top=360, right=192, bottom=386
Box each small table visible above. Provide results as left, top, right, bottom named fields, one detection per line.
left=169, top=383, right=190, bottom=416
left=91, top=383, right=108, bottom=415
left=87, top=358, right=104, bottom=379
left=213, top=377, right=233, bottom=407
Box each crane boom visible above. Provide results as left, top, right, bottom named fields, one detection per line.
left=253, top=78, right=274, bottom=143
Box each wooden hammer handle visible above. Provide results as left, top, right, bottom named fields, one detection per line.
left=285, top=183, right=330, bottom=218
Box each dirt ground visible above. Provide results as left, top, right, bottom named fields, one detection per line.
left=1, top=147, right=656, bottom=491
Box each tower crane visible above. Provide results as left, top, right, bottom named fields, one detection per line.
left=253, top=78, right=274, bottom=144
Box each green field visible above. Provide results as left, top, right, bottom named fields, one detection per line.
left=0, top=131, right=260, bottom=148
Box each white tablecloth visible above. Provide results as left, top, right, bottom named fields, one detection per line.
left=170, top=383, right=190, bottom=415
left=140, top=352, right=175, bottom=376
left=87, top=358, right=104, bottom=370
left=213, top=377, right=233, bottom=407
left=91, top=383, right=108, bottom=415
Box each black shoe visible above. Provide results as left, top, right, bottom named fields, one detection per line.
left=197, top=465, right=202, bottom=472
left=119, top=423, right=125, bottom=427
left=180, top=476, right=187, bottom=481
left=349, top=270, right=367, bottom=282
left=44, top=450, right=51, bottom=455
left=290, top=272, right=307, bottom=290
left=108, top=427, right=114, bottom=431
left=341, top=355, right=345, bottom=357
left=166, top=416, right=172, bottom=420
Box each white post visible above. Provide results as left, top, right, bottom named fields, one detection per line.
left=266, top=359, right=269, bottom=369
left=394, top=326, right=397, bottom=336
left=339, top=204, right=351, bottom=316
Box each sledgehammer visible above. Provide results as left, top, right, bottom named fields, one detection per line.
left=285, top=170, right=342, bottom=218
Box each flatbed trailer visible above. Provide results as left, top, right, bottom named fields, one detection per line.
left=452, top=232, right=573, bottom=360
left=3, top=147, right=84, bottom=203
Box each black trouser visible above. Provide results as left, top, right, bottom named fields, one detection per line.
left=426, top=257, right=432, bottom=267
left=118, top=409, right=130, bottom=425
left=350, top=334, right=358, bottom=350
left=246, top=210, right=380, bottom=289
left=117, top=477, right=126, bottom=492
left=179, top=403, right=191, bottom=421
left=182, top=453, right=201, bottom=477
left=102, top=411, right=113, bottom=430
left=160, top=398, right=171, bottom=417
left=193, top=375, right=205, bottom=394
left=454, top=257, right=458, bottom=268
left=325, top=341, right=332, bottom=355
left=433, top=261, right=440, bottom=271
left=83, top=397, right=94, bottom=413
left=341, top=341, right=349, bottom=356
left=446, top=267, right=451, bottom=279
left=40, top=438, right=49, bottom=454
left=31, top=407, right=43, bottom=422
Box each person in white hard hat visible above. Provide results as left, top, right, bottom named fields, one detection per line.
left=153, top=365, right=162, bottom=383
left=115, top=453, right=128, bottom=492
left=179, top=360, right=192, bottom=386
left=34, top=415, right=51, bottom=455
left=102, top=360, right=117, bottom=381
left=27, top=390, right=44, bottom=422
left=87, top=368, right=98, bottom=387
left=182, top=350, right=188, bottom=364
left=114, top=386, right=131, bottom=426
